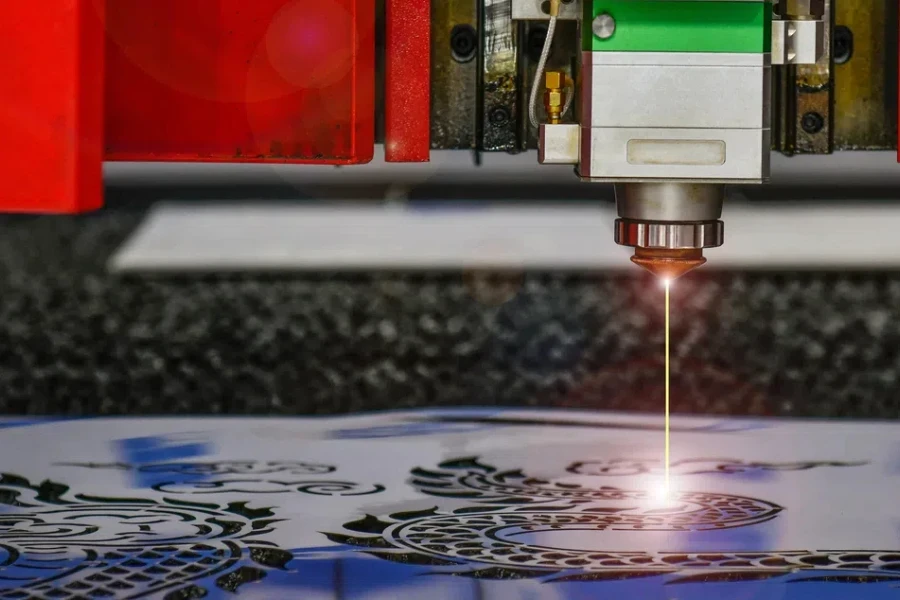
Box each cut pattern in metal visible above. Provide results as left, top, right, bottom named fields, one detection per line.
left=567, top=458, right=868, bottom=477
left=328, top=457, right=899, bottom=582
left=54, top=460, right=386, bottom=496
left=0, top=475, right=292, bottom=599
left=0, top=460, right=384, bottom=598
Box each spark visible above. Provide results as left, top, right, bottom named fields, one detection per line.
left=664, top=279, right=671, bottom=493
left=648, top=478, right=670, bottom=505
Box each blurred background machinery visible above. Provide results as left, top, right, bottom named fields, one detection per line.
left=0, top=1, right=897, bottom=419
left=2, top=0, right=896, bottom=210
left=434, top=0, right=895, bottom=156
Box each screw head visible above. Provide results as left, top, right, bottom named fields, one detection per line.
left=489, top=107, right=510, bottom=126
left=450, top=24, right=477, bottom=63
left=801, top=111, right=825, bottom=134
left=833, top=25, right=853, bottom=65
left=592, top=13, right=616, bottom=40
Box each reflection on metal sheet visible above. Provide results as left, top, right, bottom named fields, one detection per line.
left=0, top=409, right=897, bottom=597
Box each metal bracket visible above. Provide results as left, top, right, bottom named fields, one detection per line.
left=772, top=20, right=825, bottom=65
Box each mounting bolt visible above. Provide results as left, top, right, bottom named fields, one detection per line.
left=450, top=24, right=477, bottom=63
left=833, top=25, right=853, bottom=65
left=592, top=13, right=616, bottom=40
left=801, top=111, right=825, bottom=134
left=489, top=107, right=511, bottom=126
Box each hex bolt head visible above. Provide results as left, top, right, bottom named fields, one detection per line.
left=801, top=112, right=825, bottom=134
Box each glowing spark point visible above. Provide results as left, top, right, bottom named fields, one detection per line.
left=664, top=279, right=670, bottom=493
left=649, top=480, right=671, bottom=505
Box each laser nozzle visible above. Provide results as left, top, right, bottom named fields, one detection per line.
left=630, top=248, right=707, bottom=281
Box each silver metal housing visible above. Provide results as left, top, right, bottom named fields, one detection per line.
left=615, top=183, right=724, bottom=222
left=578, top=51, right=771, bottom=183
left=615, top=221, right=724, bottom=249
left=614, top=182, right=726, bottom=250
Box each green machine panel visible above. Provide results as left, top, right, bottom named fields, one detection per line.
left=584, top=1, right=772, bottom=53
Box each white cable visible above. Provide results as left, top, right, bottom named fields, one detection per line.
left=562, top=79, right=574, bottom=116
left=528, top=17, right=576, bottom=128
left=528, top=15, right=557, bottom=129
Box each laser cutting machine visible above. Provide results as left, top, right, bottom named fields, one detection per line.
left=1, top=1, right=896, bottom=277
left=535, top=0, right=822, bottom=279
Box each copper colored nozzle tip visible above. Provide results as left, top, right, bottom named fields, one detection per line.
left=631, top=248, right=707, bottom=281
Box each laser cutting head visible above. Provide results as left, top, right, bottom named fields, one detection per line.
left=614, top=183, right=724, bottom=280
left=531, top=0, right=825, bottom=279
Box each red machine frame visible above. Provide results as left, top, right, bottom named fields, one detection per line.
left=0, top=0, right=430, bottom=213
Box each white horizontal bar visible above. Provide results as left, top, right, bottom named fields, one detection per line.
left=110, top=201, right=900, bottom=272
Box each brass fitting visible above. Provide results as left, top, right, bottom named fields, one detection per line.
left=548, top=0, right=561, bottom=17
left=776, top=0, right=824, bottom=19
left=543, top=70, right=566, bottom=124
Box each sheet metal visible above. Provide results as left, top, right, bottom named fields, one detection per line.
left=0, top=411, right=897, bottom=597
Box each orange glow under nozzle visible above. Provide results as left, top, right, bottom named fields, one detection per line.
left=631, top=248, right=707, bottom=281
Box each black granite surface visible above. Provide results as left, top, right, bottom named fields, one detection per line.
left=1, top=199, right=899, bottom=419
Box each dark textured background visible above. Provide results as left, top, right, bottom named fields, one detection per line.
left=2, top=189, right=900, bottom=419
